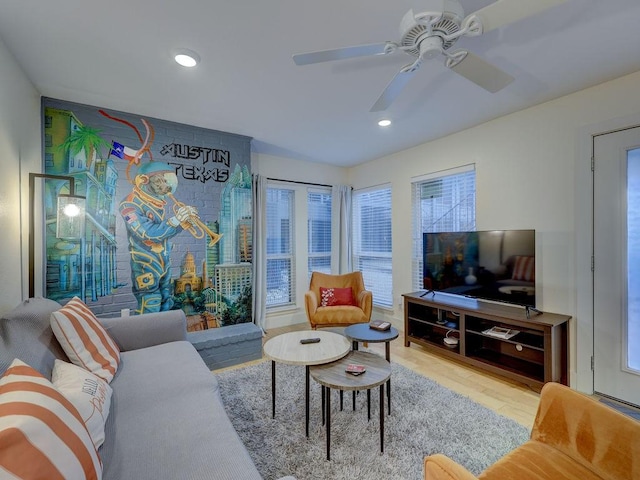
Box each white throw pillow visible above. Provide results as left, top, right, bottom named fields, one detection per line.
left=50, top=296, right=121, bottom=383
left=0, top=358, right=102, bottom=480
left=52, top=359, right=113, bottom=449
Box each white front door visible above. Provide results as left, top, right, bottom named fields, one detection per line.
left=593, top=126, right=640, bottom=406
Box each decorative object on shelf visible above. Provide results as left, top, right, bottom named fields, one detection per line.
left=465, top=267, right=477, bottom=285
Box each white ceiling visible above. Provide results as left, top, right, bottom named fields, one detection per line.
left=1, top=0, right=640, bottom=167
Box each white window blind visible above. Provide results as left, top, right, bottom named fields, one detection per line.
left=307, top=190, right=332, bottom=278
left=411, top=166, right=476, bottom=290
left=266, top=188, right=295, bottom=307
left=352, top=186, right=393, bottom=308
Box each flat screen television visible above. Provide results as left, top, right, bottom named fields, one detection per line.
left=422, top=230, right=536, bottom=307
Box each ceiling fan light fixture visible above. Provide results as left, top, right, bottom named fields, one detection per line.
left=378, top=119, right=392, bottom=127
left=174, top=49, right=200, bottom=67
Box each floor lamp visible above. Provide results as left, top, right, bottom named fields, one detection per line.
left=28, top=173, right=86, bottom=298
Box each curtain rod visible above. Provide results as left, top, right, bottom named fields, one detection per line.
left=267, top=177, right=332, bottom=188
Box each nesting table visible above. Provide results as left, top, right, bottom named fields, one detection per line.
left=309, top=350, right=391, bottom=460
left=263, top=330, right=351, bottom=437
left=344, top=323, right=399, bottom=414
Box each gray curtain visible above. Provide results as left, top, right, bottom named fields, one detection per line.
left=251, top=174, right=267, bottom=331
left=332, top=184, right=352, bottom=274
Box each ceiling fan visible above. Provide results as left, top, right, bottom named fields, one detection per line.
left=292, top=0, right=569, bottom=112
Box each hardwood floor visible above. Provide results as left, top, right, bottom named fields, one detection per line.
left=216, top=321, right=541, bottom=430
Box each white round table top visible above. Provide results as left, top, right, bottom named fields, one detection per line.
left=263, top=330, right=351, bottom=366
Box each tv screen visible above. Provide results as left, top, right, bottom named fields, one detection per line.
left=422, top=230, right=536, bottom=307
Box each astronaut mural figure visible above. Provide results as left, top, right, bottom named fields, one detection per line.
left=120, top=161, right=199, bottom=313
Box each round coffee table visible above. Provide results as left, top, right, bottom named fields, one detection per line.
left=310, top=351, right=391, bottom=460
left=344, top=323, right=399, bottom=413
left=263, top=330, right=351, bottom=437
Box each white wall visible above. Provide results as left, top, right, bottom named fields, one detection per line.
left=0, top=38, right=41, bottom=313
left=347, top=70, right=640, bottom=390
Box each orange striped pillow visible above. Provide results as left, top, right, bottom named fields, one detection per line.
left=50, top=297, right=120, bottom=383
left=0, top=358, right=102, bottom=480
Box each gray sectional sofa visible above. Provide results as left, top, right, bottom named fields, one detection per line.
left=0, top=297, right=294, bottom=480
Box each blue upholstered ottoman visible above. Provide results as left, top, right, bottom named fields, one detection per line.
left=187, top=322, right=263, bottom=370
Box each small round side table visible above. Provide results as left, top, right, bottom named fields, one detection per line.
left=344, top=323, right=399, bottom=414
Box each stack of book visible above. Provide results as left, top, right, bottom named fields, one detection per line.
left=369, top=320, right=391, bottom=331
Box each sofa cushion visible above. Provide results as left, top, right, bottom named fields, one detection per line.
left=313, top=305, right=368, bottom=325
left=50, top=297, right=120, bottom=383
left=0, top=297, right=65, bottom=378
left=100, top=340, right=262, bottom=480
left=0, top=359, right=102, bottom=480
left=52, top=359, right=112, bottom=449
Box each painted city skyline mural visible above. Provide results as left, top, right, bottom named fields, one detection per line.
left=41, top=98, right=252, bottom=331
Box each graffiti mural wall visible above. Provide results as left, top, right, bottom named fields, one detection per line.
left=41, top=98, right=252, bottom=331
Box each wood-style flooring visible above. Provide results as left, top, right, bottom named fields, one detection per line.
left=215, top=321, right=541, bottom=430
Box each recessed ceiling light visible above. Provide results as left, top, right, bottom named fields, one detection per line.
left=174, top=49, right=200, bottom=68
left=378, top=119, right=391, bottom=127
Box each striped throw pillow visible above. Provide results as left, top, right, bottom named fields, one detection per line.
left=50, top=297, right=120, bottom=383
left=512, top=255, right=535, bottom=282
left=0, top=358, right=102, bottom=480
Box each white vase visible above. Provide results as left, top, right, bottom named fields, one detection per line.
left=465, top=267, right=477, bottom=285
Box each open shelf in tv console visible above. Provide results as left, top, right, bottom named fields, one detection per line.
left=403, top=291, right=570, bottom=390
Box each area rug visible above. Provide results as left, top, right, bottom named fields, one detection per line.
left=217, top=359, right=529, bottom=480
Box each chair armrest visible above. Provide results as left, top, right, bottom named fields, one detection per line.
left=305, top=291, right=319, bottom=327
left=99, top=310, right=187, bottom=352
left=424, top=454, right=478, bottom=480
left=358, top=289, right=373, bottom=320
left=531, top=382, right=640, bottom=479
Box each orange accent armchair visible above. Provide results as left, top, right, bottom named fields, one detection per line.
left=424, top=382, right=640, bottom=480
left=305, top=271, right=372, bottom=329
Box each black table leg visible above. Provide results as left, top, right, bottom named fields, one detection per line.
left=305, top=365, right=310, bottom=437
left=352, top=390, right=356, bottom=410
left=271, top=360, right=276, bottom=419
left=367, top=389, right=371, bottom=421
left=380, top=384, right=385, bottom=453
left=326, top=386, right=331, bottom=461
left=385, top=342, right=391, bottom=415
left=340, top=390, right=343, bottom=411
left=321, top=384, right=325, bottom=425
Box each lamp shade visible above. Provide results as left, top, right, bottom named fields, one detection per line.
left=56, top=194, right=86, bottom=239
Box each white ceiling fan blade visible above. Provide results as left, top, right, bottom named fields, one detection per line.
left=447, top=51, right=514, bottom=93
left=293, top=43, right=391, bottom=66
left=472, top=0, right=569, bottom=34
left=370, top=67, right=418, bottom=112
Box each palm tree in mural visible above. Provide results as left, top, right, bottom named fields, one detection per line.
left=58, top=125, right=111, bottom=171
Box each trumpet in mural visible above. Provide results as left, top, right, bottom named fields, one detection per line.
left=167, top=193, right=221, bottom=247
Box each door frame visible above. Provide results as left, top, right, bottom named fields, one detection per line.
left=576, top=112, right=640, bottom=394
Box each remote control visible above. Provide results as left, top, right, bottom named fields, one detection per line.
left=300, top=337, right=321, bottom=344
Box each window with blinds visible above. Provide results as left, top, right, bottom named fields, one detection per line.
left=266, top=188, right=295, bottom=307
left=307, top=191, right=332, bottom=278
left=411, top=165, right=476, bottom=290
left=352, top=186, right=393, bottom=308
